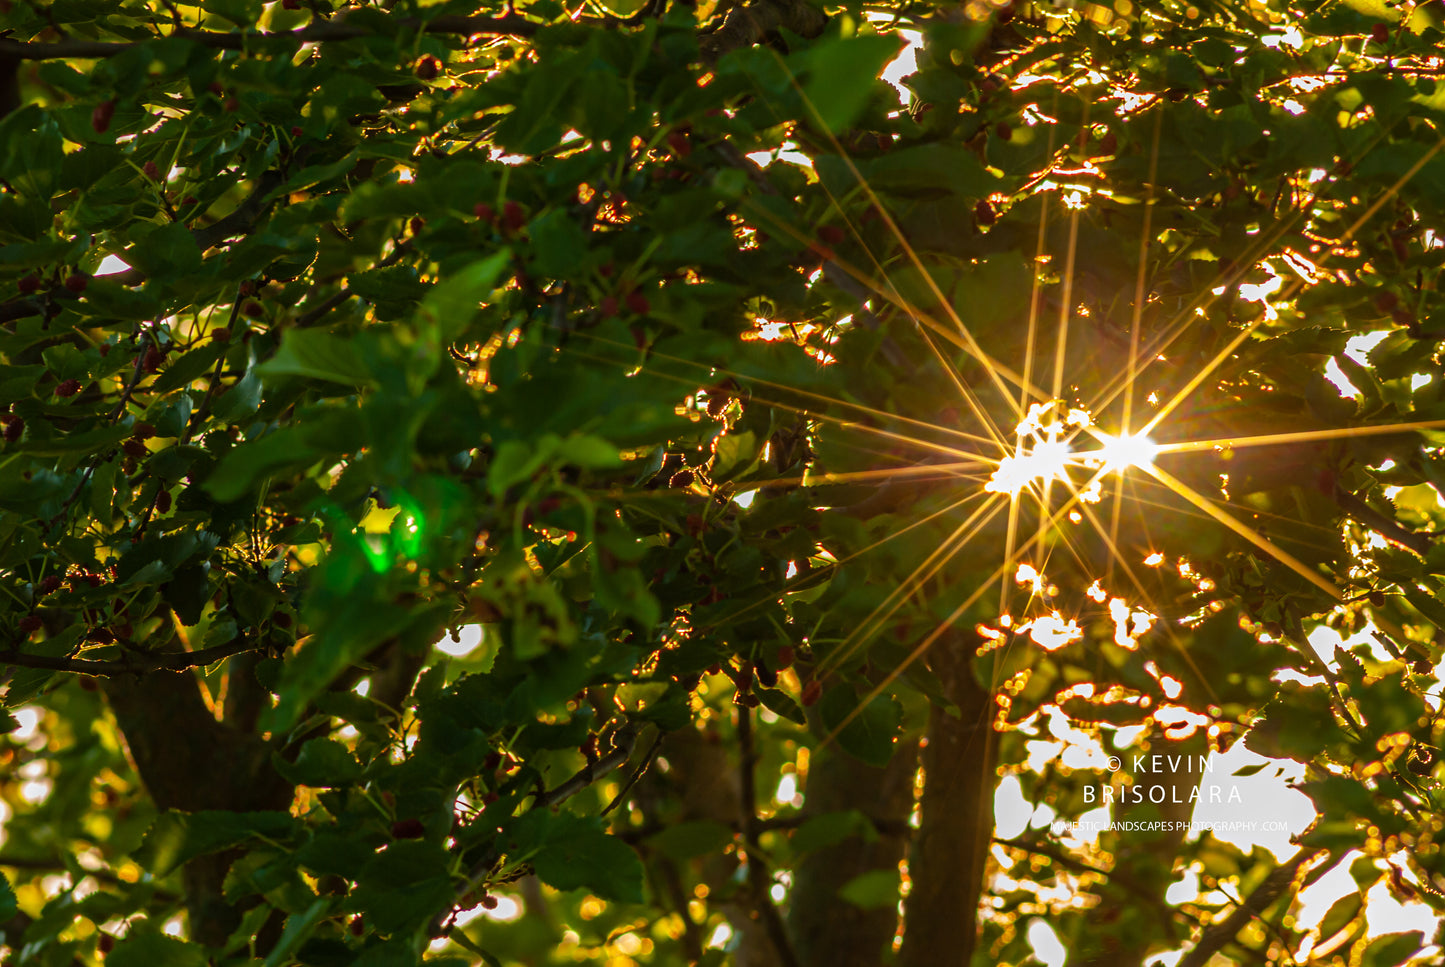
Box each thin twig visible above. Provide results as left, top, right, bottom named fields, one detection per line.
left=601, top=729, right=663, bottom=816
left=533, top=725, right=638, bottom=811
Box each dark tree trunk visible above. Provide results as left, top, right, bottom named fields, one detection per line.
left=787, top=727, right=918, bottom=967
left=103, top=667, right=292, bottom=947
left=898, top=631, right=998, bottom=967
left=649, top=726, right=784, bottom=967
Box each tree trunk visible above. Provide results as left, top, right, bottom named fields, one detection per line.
left=898, top=630, right=998, bottom=967
left=650, top=726, right=783, bottom=967
left=103, top=667, right=292, bottom=947
left=787, top=726, right=918, bottom=967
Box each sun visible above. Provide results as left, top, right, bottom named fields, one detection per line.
left=1086, top=432, right=1159, bottom=475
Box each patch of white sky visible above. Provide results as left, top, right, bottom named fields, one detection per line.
left=1324, top=329, right=1433, bottom=398
left=436, top=623, right=486, bottom=657
left=994, top=618, right=1440, bottom=957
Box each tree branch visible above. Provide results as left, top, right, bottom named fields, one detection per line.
left=1334, top=488, right=1433, bottom=557
left=0, top=15, right=539, bottom=61
left=1, top=169, right=290, bottom=324
left=993, top=835, right=1176, bottom=923
left=1177, top=848, right=1323, bottom=967
left=533, top=723, right=638, bottom=810
left=699, top=0, right=827, bottom=60
left=0, top=633, right=261, bottom=677
left=430, top=722, right=646, bottom=938
left=0, top=853, right=179, bottom=901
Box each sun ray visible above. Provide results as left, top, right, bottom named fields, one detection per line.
left=1144, top=463, right=1344, bottom=602
left=1063, top=481, right=1220, bottom=706
left=916, top=324, right=1013, bottom=453
left=753, top=460, right=995, bottom=491
left=1106, top=474, right=1346, bottom=549
left=1147, top=419, right=1445, bottom=456
left=692, top=490, right=992, bottom=636
left=818, top=462, right=1119, bottom=751
left=1139, top=136, right=1445, bottom=438
left=763, top=51, right=1049, bottom=426
left=1080, top=132, right=1443, bottom=440
left=814, top=494, right=1009, bottom=678
left=1000, top=496, right=1023, bottom=618
left=804, top=148, right=1018, bottom=453
left=733, top=196, right=1050, bottom=417
left=560, top=331, right=998, bottom=457
left=1111, top=109, right=1163, bottom=585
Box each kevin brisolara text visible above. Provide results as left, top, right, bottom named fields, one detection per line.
left=1084, top=783, right=1243, bottom=804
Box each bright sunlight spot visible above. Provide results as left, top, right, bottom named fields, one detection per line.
left=1093, top=432, right=1158, bottom=473
left=1026, top=919, right=1067, bottom=967
left=437, top=624, right=485, bottom=657
left=987, top=441, right=1071, bottom=495
left=994, top=774, right=1031, bottom=839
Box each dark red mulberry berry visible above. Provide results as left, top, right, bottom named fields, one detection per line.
left=502, top=201, right=526, bottom=233
left=390, top=818, right=425, bottom=839
left=92, top=100, right=115, bottom=133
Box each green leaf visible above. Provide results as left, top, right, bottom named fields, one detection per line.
left=1315, top=891, right=1362, bottom=943
left=262, top=596, right=438, bottom=733
left=349, top=265, right=430, bottom=322
left=1361, top=932, right=1423, bottom=967
left=790, top=810, right=878, bottom=855
left=0, top=871, right=16, bottom=921
left=712, top=431, right=759, bottom=482
left=264, top=897, right=333, bottom=967
left=756, top=686, right=806, bottom=725
left=274, top=738, right=363, bottom=788
left=125, top=222, right=203, bottom=277
left=204, top=409, right=361, bottom=502
left=348, top=841, right=455, bottom=936
left=837, top=869, right=899, bottom=909
left=138, top=811, right=299, bottom=877
left=799, top=34, right=903, bottom=134
left=510, top=813, right=645, bottom=903
left=529, top=209, right=588, bottom=279
left=820, top=143, right=999, bottom=198
left=418, top=249, right=512, bottom=344
left=644, top=821, right=734, bottom=861
left=255, top=330, right=376, bottom=388
left=297, top=829, right=382, bottom=880
left=487, top=439, right=549, bottom=498
left=816, top=686, right=901, bottom=767
left=108, top=922, right=208, bottom=967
